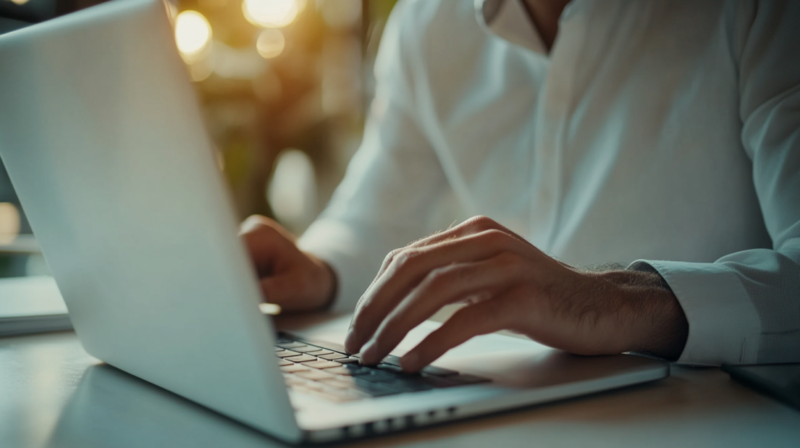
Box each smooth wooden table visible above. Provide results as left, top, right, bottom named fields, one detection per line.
left=1, top=328, right=799, bottom=448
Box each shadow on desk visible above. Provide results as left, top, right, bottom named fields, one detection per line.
left=46, top=364, right=289, bottom=448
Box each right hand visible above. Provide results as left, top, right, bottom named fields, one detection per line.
left=239, top=215, right=336, bottom=313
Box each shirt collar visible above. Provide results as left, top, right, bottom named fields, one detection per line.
left=475, top=0, right=546, bottom=54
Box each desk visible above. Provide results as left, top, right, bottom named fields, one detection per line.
left=1, top=330, right=799, bottom=447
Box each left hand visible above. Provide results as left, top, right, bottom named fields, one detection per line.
left=345, top=216, right=688, bottom=371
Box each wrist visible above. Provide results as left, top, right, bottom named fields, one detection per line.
left=306, top=252, right=337, bottom=311
left=597, top=270, right=688, bottom=360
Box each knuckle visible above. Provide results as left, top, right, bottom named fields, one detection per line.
left=392, top=249, right=420, bottom=269
left=382, top=248, right=401, bottom=265
left=466, top=215, right=496, bottom=232
left=480, top=228, right=511, bottom=245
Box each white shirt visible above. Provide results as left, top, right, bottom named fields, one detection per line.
left=299, top=0, right=800, bottom=366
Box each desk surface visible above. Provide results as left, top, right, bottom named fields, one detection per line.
left=1, top=330, right=799, bottom=448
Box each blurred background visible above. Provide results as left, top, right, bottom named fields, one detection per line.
left=0, top=0, right=398, bottom=278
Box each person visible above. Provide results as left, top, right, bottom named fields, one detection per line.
left=240, top=0, right=800, bottom=371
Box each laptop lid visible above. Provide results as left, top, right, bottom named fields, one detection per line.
left=0, top=0, right=301, bottom=441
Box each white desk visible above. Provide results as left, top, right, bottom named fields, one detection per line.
left=1, top=328, right=799, bottom=448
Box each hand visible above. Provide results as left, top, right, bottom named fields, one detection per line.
left=345, top=216, right=688, bottom=371
left=240, top=215, right=336, bottom=313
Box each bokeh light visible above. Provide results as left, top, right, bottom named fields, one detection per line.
left=318, top=0, right=361, bottom=29
left=243, top=0, right=301, bottom=28
left=0, top=202, right=21, bottom=244
left=268, top=149, right=317, bottom=232
left=175, top=11, right=212, bottom=61
left=256, top=29, right=286, bottom=59
left=9, top=0, right=30, bottom=5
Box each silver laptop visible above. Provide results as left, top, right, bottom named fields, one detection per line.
left=0, top=0, right=669, bottom=443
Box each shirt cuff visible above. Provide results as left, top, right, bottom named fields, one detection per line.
left=628, top=260, right=761, bottom=366
left=297, top=219, right=377, bottom=313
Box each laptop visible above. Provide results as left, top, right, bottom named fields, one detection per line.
left=0, top=0, right=669, bottom=443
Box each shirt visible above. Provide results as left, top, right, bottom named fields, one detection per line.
left=299, top=0, right=800, bottom=366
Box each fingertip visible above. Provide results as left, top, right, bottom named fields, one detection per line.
left=360, top=339, right=379, bottom=365
left=400, top=351, right=421, bottom=372
left=344, top=327, right=359, bottom=354
left=240, top=214, right=265, bottom=233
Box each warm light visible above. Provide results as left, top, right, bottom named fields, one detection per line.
left=243, top=0, right=299, bottom=28
left=10, top=0, right=30, bottom=5
left=318, top=0, right=360, bottom=29
left=0, top=202, right=21, bottom=244
left=259, top=303, right=282, bottom=315
left=175, top=11, right=212, bottom=60
left=256, top=29, right=285, bottom=59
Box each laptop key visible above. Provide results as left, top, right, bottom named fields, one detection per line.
left=420, top=365, right=459, bottom=377
left=346, top=378, right=399, bottom=397
left=319, top=378, right=354, bottom=390
left=324, top=365, right=367, bottom=376
left=278, top=359, right=293, bottom=366
left=302, top=379, right=329, bottom=391
left=319, top=353, right=349, bottom=361
left=336, top=357, right=361, bottom=364
left=351, top=351, right=459, bottom=379
left=303, top=360, right=342, bottom=370
left=285, top=354, right=317, bottom=363
left=357, top=370, right=400, bottom=383
left=275, top=350, right=302, bottom=358
left=291, top=346, right=326, bottom=353
left=376, top=363, right=416, bottom=375
left=296, top=369, right=335, bottom=380
left=281, top=364, right=310, bottom=373
left=304, top=349, right=333, bottom=356
left=278, top=342, right=308, bottom=349
left=324, top=367, right=351, bottom=376
left=380, top=355, right=403, bottom=366
left=283, top=375, right=308, bottom=387
left=386, top=378, right=435, bottom=392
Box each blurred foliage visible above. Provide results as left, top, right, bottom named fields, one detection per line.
left=181, top=0, right=399, bottom=228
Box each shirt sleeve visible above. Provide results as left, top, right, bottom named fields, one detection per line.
left=298, top=1, right=448, bottom=313
left=630, top=0, right=800, bottom=366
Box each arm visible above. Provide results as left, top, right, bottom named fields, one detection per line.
left=632, top=0, right=800, bottom=365
left=344, top=216, right=688, bottom=369
left=241, top=1, right=450, bottom=313
left=344, top=0, right=800, bottom=369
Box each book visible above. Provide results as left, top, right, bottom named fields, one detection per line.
left=0, top=276, right=72, bottom=337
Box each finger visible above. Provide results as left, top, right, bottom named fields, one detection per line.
left=360, top=253, right=529, bottom=364
left=346, top=229, right=524, bottom=353
left=399, top=291, right=521, bottom=372
left=240, top=220, right=295, bottom=275
left=408, top=216, right=533, bottom=252
left=240, top=215, right=296, bottom=242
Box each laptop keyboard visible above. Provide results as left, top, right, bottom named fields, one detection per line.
left=275, top=334, right=489, bottom=403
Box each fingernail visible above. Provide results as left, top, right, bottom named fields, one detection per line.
left=345, top=328, right=358, bottom=353
left=401, top=352, right=420, bottom=372
left=361, top=340, right=379, bottom=364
